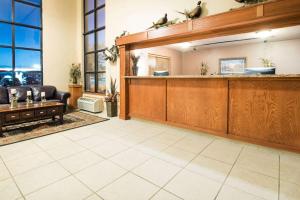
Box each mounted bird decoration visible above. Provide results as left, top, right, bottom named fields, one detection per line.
left=235, top=0, right=268, bottom=5
left=148, top=13, right=168, bottom=29
left=177, top=1, right=202, bottom=20
left=103, top=31, right=128, bottom=63
left=148, top=13, right=180, bottom=30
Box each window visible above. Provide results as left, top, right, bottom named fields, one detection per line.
left=0, top=0, right=42, bottom=87
left=83, top=0, right=106, bottom=94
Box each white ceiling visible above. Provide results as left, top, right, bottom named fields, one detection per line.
left=166, top=25, right=300, bottom=52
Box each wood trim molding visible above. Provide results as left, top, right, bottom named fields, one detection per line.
left=116, top=0, right=300, bottom=50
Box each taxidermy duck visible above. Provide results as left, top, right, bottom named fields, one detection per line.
left=178, top=1, right=202, bottom=20
left=235, top=0, right=268, bottom=5
left=103, top=31, right=128, bottom=63
left=148, top=13, right=168, bottom=29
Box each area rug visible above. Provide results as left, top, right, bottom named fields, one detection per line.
left=0, top=112, right=108, bottom=146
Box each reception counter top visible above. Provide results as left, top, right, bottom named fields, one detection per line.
left=125, top=74, right=300, bottom=79
left=125, top=76, right=300, bottom=152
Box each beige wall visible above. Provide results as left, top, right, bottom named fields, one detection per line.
left=182, top=39, right=300, bottom=75
left=43, top=0, right=83, bottom=91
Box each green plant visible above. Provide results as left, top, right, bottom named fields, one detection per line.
left=70, top=63, right=81, bottom=84
left=261, top=58, right=275, bottom=68
left=105, top=77, right=119, bottom=102
left=200, top=62, right=209, bottom=75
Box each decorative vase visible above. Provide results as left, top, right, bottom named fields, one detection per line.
left=106, top=101, right=118, bottom=117
left=72, top=77, right=78, bottom=85
left=132, top=66, right=138, bottom=76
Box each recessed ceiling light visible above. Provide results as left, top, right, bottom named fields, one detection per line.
left=256, top=30, right=274, bottom=39
left=175, top=42, right=192, bottom=49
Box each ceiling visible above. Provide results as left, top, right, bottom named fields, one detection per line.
left=166, top=25, right=300, bottom=52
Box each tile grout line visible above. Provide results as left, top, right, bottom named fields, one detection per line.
left=0, top=154, right=26, bottom=200
left=213, top=145, right=245, bottom=200
left=148, top=137, right=217, bottom=200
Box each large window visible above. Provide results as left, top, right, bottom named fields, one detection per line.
left=0, top=0, right=42, bottom=87
left=83, top=0, right=106, bottom=94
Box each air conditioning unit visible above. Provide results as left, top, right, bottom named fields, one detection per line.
left=77, top=97, right=104, bottom=113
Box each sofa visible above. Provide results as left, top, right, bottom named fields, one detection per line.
left=0, top=86, right=70, bottom=112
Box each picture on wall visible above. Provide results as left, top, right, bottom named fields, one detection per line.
left=219, top=57, right=246, bottom=74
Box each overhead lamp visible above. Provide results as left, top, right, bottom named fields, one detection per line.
left=176, top=42, right=192, bottom=49
left=256, top=30, right=274, bottom=39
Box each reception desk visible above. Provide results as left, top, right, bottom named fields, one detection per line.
left=125, top=75, right=300, bottom=152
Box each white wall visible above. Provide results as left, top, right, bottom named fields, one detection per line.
left=182, top=39, right=300, bottom=75
left=43, top=0, right=83, bottom=91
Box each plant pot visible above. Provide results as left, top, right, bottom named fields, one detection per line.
left=72, top=77, right=78, bottom=85
left=106, top=101, right=118, bottom=117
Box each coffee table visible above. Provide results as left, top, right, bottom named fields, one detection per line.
left=0, top=102, right=64, bottom=137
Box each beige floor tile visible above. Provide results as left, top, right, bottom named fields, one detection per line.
left=173, top=136, right=213, bottom=154
left=134, top=139, right=169, bottom=156
left=156, top=147, right=196, bottom=167
left=46, top=142, right=85, bottom=160
left=236, top=148, right=279, bottom=178
left=151, top=190, right=182, bottom=200
left=280, top=180, right=300, bottom=200
left=165, top=170, right=222, bottom=200
left=0, top=160, right=11, bottom=181
left=33, top=134, right=74, bottom=150
left=0, top=141, right=42, bottom=161
left=115, top=134, right=149, bottom=147
left=14, top=162, right=70, bottom=195
left=98, top=173, right=159, bottom=200
left=225, top=167, right=278, bottom=200
left=0, top=178, right=22, bottom=200
left=152, top=132, right=185, bottom=146
left=75, top=160, right=126, bottom=191
left=201, top=139, right=243, bottom=164
left=76, top=135, right=111, bottom=149
left=85, top=194, right=104, bottom=200
left=280, top=152, right=300, bottom=186
left=5, top=151, right=54, bottom=176
left=217, top=185, right=266, bottom=200
left=109, top=149, right=151, bottom=170
left=59, top=150, right=103, bottom=173
left=25, top=176, right=92, bottom=200
left=91, top=140, right=129, bottom=158
left=63, top=128, right=97, bottom=141
left=133, top=157, right=181, bottom=187
left=185, top=155, right=232, bottom=182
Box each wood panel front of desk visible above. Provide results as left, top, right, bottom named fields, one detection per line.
left=128, top=78, right=300, bottom=152
left=167, top=79, right=228, bottom=135
left=229, top=80, right=300, bottom=150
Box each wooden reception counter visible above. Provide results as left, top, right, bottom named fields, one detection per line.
left=124, top=75, right=300, bottom=152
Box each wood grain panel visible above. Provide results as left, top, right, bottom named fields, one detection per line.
left=264, top=0, right=300, bottom=17
left=119, top=46, right=130, bottom=120
left=129, top=79, right=166, bottom=121
left=229, top=80, right=300, bottom=148
left=167, top=79, right=228, bottom=135
left=148, top=23, right=188, bottom=40
left=192, top=6, right=258, bottom=31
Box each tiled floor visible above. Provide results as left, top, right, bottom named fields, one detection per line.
left=0, top=116, right=300, bottom=200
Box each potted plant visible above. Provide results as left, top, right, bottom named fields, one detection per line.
left=70, top=63, right=81, bottom=85
left=105, top=77, right=119, bottom=117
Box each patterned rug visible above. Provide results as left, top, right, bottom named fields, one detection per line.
left=0, top=112, right=108, bottom=146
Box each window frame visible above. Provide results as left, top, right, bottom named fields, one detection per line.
left=0, top=0, right=43, bottom=86
left=83, top=0, right=106, bottom=94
